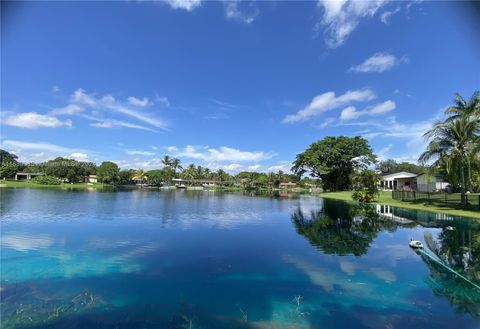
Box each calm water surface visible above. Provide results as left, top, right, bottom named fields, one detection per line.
left=1, top=188, right=479, bottom=328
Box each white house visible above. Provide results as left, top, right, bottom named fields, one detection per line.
left=15, top=172, right=44, bottom=180
left=416, top=173, right=449, bottom=192
left=379, top=171, right=450, bottom=192
left=379, top=171, right=418, bottom=191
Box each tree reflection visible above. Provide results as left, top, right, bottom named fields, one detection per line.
left=421, top=226, right=480, bottom=316
left=291, top=200, right=402, bottom=256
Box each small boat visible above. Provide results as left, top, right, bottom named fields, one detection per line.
left=409, top=239, right=423, bottom=248
left=445, top=226, right=455, bottom=231
left=175, top=184, right=187, bottom=189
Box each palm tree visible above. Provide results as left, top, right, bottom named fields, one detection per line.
left=132, top=169, right=148, bottom=185
left=170, top=158, right=182, bottom=176
left=445, top=91, right=480, bottom=121
left=419, top=115, right=479, bottom=206
left=161, top=155, right=172, bottom=168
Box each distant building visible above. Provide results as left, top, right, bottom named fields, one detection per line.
left=15, top=172, right=44, bottom=180
left=279, top=182, right=297, bottom=189
left=85, top=175, right=98, bottom=183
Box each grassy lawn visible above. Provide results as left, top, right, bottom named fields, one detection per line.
left=319, top=190, right=480, bottom=219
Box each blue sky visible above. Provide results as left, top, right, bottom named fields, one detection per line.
left=1, top=0, right=479, bottom=173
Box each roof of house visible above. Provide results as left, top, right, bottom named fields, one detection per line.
left=280, top=182, right=297, bottom=185
left=381, top=171, right=418, bottom=179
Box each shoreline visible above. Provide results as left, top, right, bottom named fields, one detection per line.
left=2, top=181, right=478, bottom=220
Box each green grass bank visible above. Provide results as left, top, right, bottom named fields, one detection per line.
left=319, top=191, right=480, bottom=219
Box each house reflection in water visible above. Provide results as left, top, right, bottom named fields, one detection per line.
left=376, top=204, right=455, bottom=227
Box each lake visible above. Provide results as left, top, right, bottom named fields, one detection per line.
left=1, top=188, right=479, bottom=329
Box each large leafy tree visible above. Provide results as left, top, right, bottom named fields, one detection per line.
left=292, top=136, right=376, bottom=191
left=42, top=157, right=96, bottom=183
left=97, top=161, right=120, bottom=185
left=0, top=149, right=20, bottom=178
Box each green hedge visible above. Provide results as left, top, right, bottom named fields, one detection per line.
left=32, top=175, right=62, bottom=185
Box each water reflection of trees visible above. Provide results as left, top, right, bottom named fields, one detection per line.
left=291, top=200, right=404, bottom=256
left=421, top=227, right=480, bottom=316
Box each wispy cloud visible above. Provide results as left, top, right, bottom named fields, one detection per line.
left=89, top=119, right=158, bottom=132
left=50, top=104, right=84, bottom=115
left=316, top=0, right=387, bottom=48
left=155, top=93, right=170, bottom=107
left=0, top=139, right=92, bottom=163
left=224, top=1, right=259, bottom=24
left=340, top=100, right=396, bottom=121
left=350, top=52, right=407, bottom=73
left=125, top=149, right=156, bottom=156
left=127, top=96, right=152, bottom=107
left=380, top=7, right=400, bottom=24
left=64, top=88, right=168, bottom=131
left=2, top=112, right=72, bottom=129
left=167, top=145, right=276, bottom=162
left=283, top=89, right=376, bottom=123
left=164, top=0, right=201, bottom=11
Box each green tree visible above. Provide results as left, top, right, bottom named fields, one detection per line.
left=161, top=155, right=172, bottom=167
left=0, top=150, right=20, bottom=179
left=43, top=157, right=96, bottom=183
left=146, top=170, right=164, bottom=187
left=118, top=169, right=134, bottom=185
left=420, top=115, right=479, bottom=206
left=351, top=169, right=380, bottom=202
left=292, top=136, right=376, bottom=191
left=170, top=158, right=182, bottom=176
left=97, top=161, right=120, bottom=185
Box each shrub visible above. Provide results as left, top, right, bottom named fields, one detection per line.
left=32, top=175, right=62, bottom=185
left=352, top=169, right=380, bottom=203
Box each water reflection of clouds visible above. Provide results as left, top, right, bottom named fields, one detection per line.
left=1, top=232, right=54, bottom=251
left=1, top=232, right=164, bottom=281
left=178, top=211, right=263, bottom=229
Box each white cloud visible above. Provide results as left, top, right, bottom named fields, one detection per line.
left=89, top=119, right=158, bottom=132
left=317, top=0, right=387, bottom=48
left=350, top=52, right=407, bottom=73
left=155, top=94, right=170, bottom=107
left=167, top=145, right=276, bottom=162
left=127, top=96, right=152, bottom=107
left=68, top=152, right=90, bottom=161
left=50, top=104, right=84, bottom=115
left=2, top=112, right=72, bottom=129
left=224, top=1, right=259, bottom=24
left=0, top=139, right=92, bottom=163
left=67, top=88, right=168, bottom=130
left=340, top=100, right=396, bottom=121
left=283, top=89, right=376, bottom=123
left=126, top=149, right=156, bottom=156
left=52, top=85, right=60, bottom=93
left=164, top=0, right=201, bottom=11
left=380, top=7, right=400, bottom=24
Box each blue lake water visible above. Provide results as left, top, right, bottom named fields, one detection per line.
left=1, top=188, right=479, bottom=328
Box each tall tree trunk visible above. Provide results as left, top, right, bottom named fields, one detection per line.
left=460, top=157, right=466, bottom=207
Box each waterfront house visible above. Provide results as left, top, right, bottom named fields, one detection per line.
left=84, top=175, right=98, bottom=183
left=379, top=171, right=450, bottom=192
left=279, top=182, right=297, bottom=189
left=379, top=171, right=418, bottom=191
left=14, top=172, right=44, bottom=180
